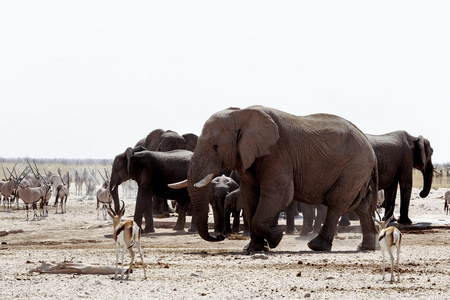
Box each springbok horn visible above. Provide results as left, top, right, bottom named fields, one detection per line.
left=107, top=202, right=116, bottom=217
left=194, top=173, right=215, bottom=188
left=168, top=179, right=188, bottom=189
left=119, top=200, right=125, bottom=215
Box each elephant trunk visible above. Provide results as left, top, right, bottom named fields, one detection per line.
left=110, top=182, right=120, bottom=214
left=187, top=153, right=224, bottom=242
left=419, top=160, right=433, bottom=198
left=109, top=171, right=123, bottom=214
left=188, top=184, right=225, bottom=242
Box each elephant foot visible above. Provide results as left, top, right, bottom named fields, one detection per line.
left=172, top=224, right=185, bottom=231
left=397, top=216, right=412, bottom=225
left=231, top=227, right=240, bottom=234
left=187, top=227, right=197, bottom=233
left=265, top=226, right=284, bottom=249
left=357, top=242, right=377, bottom=251
left=143, top=227, right=155, bottom=233
left=307, top=235, right=332, bottom=252
left=243, top=240, right=270, bottom=253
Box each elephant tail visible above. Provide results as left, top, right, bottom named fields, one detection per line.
left=369, top=164, right=379, bottom=214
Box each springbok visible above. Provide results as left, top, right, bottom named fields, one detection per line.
left=107, top=201, right=146, bottom=280
left=96, top=170, right=112, bottom=220
left=373, top=212, right=402, bottom=282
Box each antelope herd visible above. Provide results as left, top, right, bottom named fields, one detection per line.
left=0, top=161, right=137, bottom=220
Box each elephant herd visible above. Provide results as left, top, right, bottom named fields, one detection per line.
left=110, top=105, right=434, bottom=253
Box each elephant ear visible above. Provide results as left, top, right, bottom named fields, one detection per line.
left=125, top=147, right=134, bottom=175
left=233, top=108, right=279, bottom=171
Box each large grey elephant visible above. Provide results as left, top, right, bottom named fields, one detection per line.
left=110, top=147, right=195, bottom=233
left=368, top=131, right=433, bottom=224
left=171, top=106, right=378, bottom=252
left=135, top=129, right=199, bottom=215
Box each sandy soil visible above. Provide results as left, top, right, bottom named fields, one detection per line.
left=1, top=187, right=449, bottom=299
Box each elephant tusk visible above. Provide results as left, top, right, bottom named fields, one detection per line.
left=194, top=173, right=215, bottom=188
left=110, top=184, right=116, bottom=192
left=168, top=179, right=188, bottom=189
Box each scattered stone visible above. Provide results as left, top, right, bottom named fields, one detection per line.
left=251, top=253, right=268, bottom=260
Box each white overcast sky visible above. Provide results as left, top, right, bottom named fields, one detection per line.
left=1, top=1, right=449, bottom=163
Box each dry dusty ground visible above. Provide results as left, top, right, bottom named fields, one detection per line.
left=1, top=187, right=449, bottom=300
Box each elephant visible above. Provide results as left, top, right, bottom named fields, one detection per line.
left=135, top=129, right=198, bottom=152
left=110, top=147, right=195, bottom=233
left=368, top=131, right=433, bottom=224
left=135, top=129, right=199, bottom=215
left=224, top=188, right=248, bottom=235
left=174, top=105, right=379, bottom=252
left=208, top=174, right=240, bottom=234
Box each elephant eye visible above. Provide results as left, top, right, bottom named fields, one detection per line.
left=213, top=145, right=218, bottom=152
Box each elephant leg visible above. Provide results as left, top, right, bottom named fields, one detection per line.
left=152, top=196, right=164, bottom=215
left=398, top=180, right=413, bottom=225
left=285, top=201, right=298, bottom=235
left=134, top=190, right=154, bottom=233
left=173, top=201, right=188, bottom=231
left=384, top=185, right=398, bottom=221
left=338, top=212, right=351, bottom=227
left=251, top=182, right=293, bottom=250
left=241, top=185, right=267, bottom=252
left=354, top=206, right=377, bottom=251
left=313, top=205, right=327, bottom=233
left=308, top=207, right=340, bottom=251
left=223, top=211, right=232, bottom=235
left=232, top=211, right=240, bottom=233
left=300, top=203, right=314, bottom=236
left=143, top=200, right=155, bottom=233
